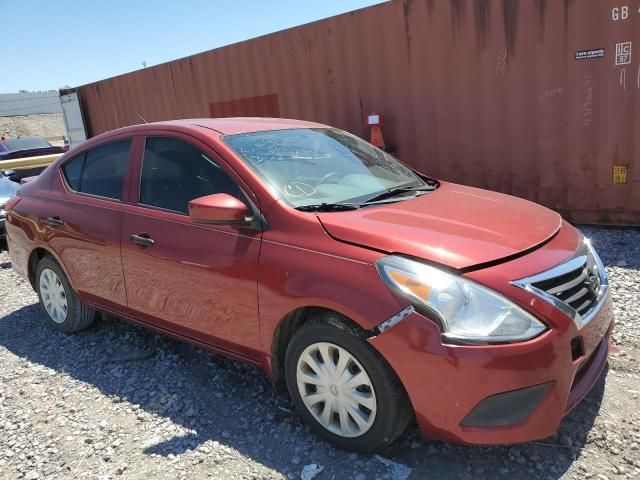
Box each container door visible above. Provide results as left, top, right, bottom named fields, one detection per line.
left=59, top=91, right=87, bottom=149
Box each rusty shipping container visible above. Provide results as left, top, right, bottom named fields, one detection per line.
left=74, top=0, right=639, bottom=224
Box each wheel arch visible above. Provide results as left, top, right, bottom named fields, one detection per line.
left=270, top=305, right=369, bottom=393
left=27, top=246, right=73, bottom=291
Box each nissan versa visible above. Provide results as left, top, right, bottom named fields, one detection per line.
left=4, top=118, right=613, bottom=452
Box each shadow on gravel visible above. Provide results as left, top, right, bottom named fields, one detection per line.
left=0, top=302, right=607, bottom=480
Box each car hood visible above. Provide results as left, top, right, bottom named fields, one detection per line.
left=316, top=182, right=562, bottom=270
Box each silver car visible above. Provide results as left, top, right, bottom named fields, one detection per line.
left=0, top=172, right=20, bottom=239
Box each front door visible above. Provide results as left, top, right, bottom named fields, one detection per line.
left=120, top=135, right=262, bottom=358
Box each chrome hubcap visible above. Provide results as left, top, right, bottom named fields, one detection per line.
left=39, top=268, right=68, bottom=324
left=296, top=342, right=377, bottom=438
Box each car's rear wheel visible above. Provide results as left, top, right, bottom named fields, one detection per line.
left=36, top=256, right=95, bottom=332
left=284, top=312, right=412, bottom=452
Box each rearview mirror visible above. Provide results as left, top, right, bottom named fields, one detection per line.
left=188, top=193, right=251, bottom=225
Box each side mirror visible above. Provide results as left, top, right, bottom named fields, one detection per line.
left=188, top=193, right=251, bottom=225
left=1, top=169, right=16, bottom=178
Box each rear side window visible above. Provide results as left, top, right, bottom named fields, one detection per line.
left=140, top=137, right=244, bottom=214
left=62, top=155, right=83, bottom=191
left=61, top=140, right=131, bottom=200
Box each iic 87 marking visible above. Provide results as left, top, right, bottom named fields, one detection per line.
left=616, top=42, right=632, bottom=66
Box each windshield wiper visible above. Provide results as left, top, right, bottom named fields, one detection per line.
left=295, top=203, right=360, bottom=212
left=361, top=185, right=436, bottom=205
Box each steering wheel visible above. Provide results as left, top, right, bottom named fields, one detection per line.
left=320, top=172, right=342, bottom=184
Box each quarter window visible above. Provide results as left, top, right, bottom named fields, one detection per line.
left=61, top=140, right=131, bottom=200
left=62, top=155, right=83, bottom=191
left=140, top=137, right=244, bottom=214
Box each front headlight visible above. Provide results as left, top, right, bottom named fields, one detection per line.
left=375, top=256, right=546, bottom=343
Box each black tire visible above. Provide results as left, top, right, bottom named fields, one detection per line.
left=35, top=256, right=95, bottom=332
left=284, top=312, right=413, bottom=452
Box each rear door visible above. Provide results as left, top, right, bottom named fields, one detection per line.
left=120, top=134, right=263, bottom=359
left=46, top=138, right=134, bottom=312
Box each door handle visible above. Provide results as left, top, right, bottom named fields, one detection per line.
left=130, top=233, right=155, bottom=247
left=45, top=216, right=65, bottom=228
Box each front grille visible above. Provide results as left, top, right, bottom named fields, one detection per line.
left=512, top=239, right=608, bottom=329
left=531, top=258, right=599, bottom=315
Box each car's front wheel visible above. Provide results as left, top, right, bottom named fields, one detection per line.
left=285, top=313, right=412, bottom=452
left=36, top=256, right=95, bottom=332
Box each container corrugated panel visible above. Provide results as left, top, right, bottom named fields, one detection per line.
left=77, top=0, right=639, bottom=225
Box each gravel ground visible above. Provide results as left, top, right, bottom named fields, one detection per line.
left=0, top=226, right=638, bottom=480
left=0, top=114, right=64, bottom=139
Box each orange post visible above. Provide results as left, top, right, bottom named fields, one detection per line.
left=367, top=113, right=385, bottom=150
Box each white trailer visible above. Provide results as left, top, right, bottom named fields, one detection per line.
left=59, top=89, right=87, bottom=149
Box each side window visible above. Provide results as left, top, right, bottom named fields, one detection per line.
left=140, top=137, right=244, bottom=214
left=62, top=154, right=84, bottom=191
left=60, top=140, right=131, bottom=200
left=82, top=140, right=131, bottom=200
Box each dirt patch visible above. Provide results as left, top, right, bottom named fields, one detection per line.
left=0, top=113, right=65, bottom=139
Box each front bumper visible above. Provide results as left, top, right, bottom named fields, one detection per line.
left=369, top=290, right=613, bottom=445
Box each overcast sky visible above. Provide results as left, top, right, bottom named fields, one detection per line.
left=1, top=0, right=385, bottom=93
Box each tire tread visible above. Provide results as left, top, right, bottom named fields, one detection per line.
left=286, top=311, right=413, bottom=452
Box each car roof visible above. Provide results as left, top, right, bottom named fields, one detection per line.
left=0, top=136, right=50, bottom=152
left=78, top=118, right=331, bottom=153
left=108, top=117, right=329, bottom=137
left=191, top=117, right=327, bottom=135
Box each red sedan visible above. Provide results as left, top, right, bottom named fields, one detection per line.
left=4, top=118, right=612, bottom=452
